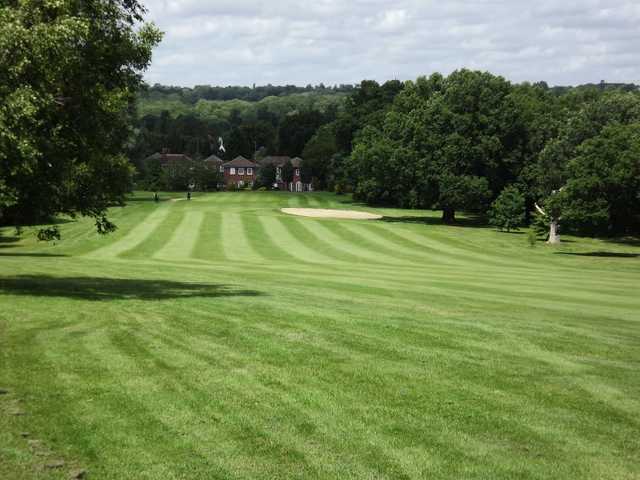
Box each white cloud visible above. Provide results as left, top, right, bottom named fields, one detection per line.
left=141, top=0, right=640, bottom=87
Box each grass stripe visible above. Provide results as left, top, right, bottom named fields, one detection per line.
left=192, top=212, right=226, bottom=263
left=153, top=211, right=204, bottom=260
left=120, top=209, right=186, bottom=259
left=221, top=213, right=264, bottom=263
left=262, top=216, right=338, bottom=264
left=84, top=204, right=171, bottom=259
left=299, top=219, right=400, bottom=265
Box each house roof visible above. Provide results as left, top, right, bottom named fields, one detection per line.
left=290, top=157, right=303, bottom=168
left=222, top=156, right=258, bottom=168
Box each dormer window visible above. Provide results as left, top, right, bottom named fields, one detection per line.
left=238, top=168, right=245, bottom=175
left=247, top=168, right=253, bottom=175
left=295, top=169, right=300, bottom=176
left=230, top=167, right=236, bottom=175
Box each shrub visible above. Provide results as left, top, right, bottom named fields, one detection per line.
left=489, top=186, right=526, bottom=232
left=527, top=229, right=537, bottom=247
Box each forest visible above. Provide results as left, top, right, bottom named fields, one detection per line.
left=131, top=75, right=640, bottom=238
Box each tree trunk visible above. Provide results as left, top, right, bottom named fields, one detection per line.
left=442, top=208, right=455, bottom=224
left=548, top=219, right=560, bottom=244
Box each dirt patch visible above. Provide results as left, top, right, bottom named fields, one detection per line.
left=281, top=208, right=382, bottom=220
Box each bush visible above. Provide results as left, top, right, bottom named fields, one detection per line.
left=489, top=186, right=526, bottom=232
left=527, top=229, right=537, bottom=247
left=227, top=183, right=238, bottom=192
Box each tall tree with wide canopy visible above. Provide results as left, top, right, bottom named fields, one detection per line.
left=349, top=70, right=524, bottom=222
left=0, top=0, right=162, bottom=236
left=532, top=90, right=640, bottom=241
left=561, top=123, right=640, bottom=235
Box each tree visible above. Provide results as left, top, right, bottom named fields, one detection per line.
left=427, top=70, right=524, bottom=222
left=278, top=110, right=325, bottom=157
left=164, top=159, right=194, bottom=191
left=227, top=120, right=276, bottom=159
left=438, top=175, right=491, bottom=223
left=301, top=124, right=338, bottom=189
left=531, top=90, right=640, bottom=241
left=145, top=158, right=167, bottom=193
left=257, top=163, right=277, bottom=189
left=192, top=161, right=222, bottom=191
left=281, top=160, right=294, bottom=190
left=561, top=123, right=640, bottom=235
left=0, top=0, right=162, bottom=236
left=489, top=186, right=526, bottom=232
left=348, top=70, right=519, bottom=221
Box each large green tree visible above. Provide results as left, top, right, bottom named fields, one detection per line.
left=561, top=123, right=640, bottom=235
left=532, top=90, right=640, bottom=241
left=0, top=0, right=161, bottom=235
left=278, top=110, right=326, bottom=157
left=301, top=123, right=338, bottom=190
left=349, top=70, right=522, bottom=222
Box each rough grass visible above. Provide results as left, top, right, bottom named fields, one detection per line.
left=1, top=191, right=639, bottom=480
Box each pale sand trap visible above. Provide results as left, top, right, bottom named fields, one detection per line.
left=281, top=208, right=383, bottom=220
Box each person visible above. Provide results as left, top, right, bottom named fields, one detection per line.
left=187, top=191, right=191, bottom=201
left=154, top=192, right=159, bottom=202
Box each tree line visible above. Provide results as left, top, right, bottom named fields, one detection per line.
left=130, top=92, right=344, bottom=164
left=300, top=73, right=640, bottom=239
left=143, top=83, right=356, bottom=104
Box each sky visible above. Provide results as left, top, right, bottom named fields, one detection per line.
left=142, top=0, right=640, bottom=88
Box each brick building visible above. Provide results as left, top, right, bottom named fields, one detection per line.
left=261, top=156, right=312, bottom=192
left=222, top=156, right=258, bottom=188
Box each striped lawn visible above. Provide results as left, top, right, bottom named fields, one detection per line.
left=0, top=191, right=639, bottom=480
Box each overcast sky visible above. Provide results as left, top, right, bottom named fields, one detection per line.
left=142, top=0, right=640, bottom=88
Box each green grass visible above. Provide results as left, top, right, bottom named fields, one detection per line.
left=1, top=191, right=639, bottom=479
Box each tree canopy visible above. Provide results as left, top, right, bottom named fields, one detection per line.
left=0, top=0, right=161, bottom=235
left=340, top=71, right=640, bottom=237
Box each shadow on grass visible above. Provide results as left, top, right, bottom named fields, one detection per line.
left=0, top=275, right=264, bottom=301
left=606, top=237, right=640, bottom=247
left=380, top=215, right=489, bottom=228
left=0, top=253, right=68, bottom=257
left=555, top=251, right=639, bottom=258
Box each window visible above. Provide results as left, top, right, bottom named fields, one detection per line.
left=295, top=168, right=300, bottom=176
left=230, top=167, right=236, bottom=175
left=219, top=165, right=224, bottom=173
left=247, top=168, right=253, bottom=175
left=238, top=168, right=245, bottom=175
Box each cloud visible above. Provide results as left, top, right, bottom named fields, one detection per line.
left=141, top=0, right=640, bottom=87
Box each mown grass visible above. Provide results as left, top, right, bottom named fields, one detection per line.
left=1, top=191, right=639, bottom=479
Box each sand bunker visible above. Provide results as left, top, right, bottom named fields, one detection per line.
left=281, top=208, right=382, bottom=220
